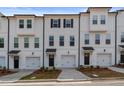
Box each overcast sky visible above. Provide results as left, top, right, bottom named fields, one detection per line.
left=0, top=7, right=123, bottom=16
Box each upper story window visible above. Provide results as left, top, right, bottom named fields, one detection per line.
left=95, top=34, right=100, bottom=44
left=63, top=19, right=73, bottom=28
left=49, top=36, right=54, bottom=46
left=121, top=32, right=124, bottom=43
left=27, top=20, right=32, bottom=28
left=106, top=34, right=111, bottom=44
left=19, top=19, right=24, bottom=28
left=70, top=36, right=75, bottom=46
left=84, top=34, right=89, bottom=44
left=14, top=37, right=19, bottom=48
left=51, top=19, right=60, bottom=28
left=0, top=38, right=4, bottom=48
left=59, top=36, right=64, bottom=46
left=101, top=15, right=106, bottom=24
left=34, top=37, right=39, bottom=48
left=24, top=37, right=29, bottom=48
left=92, top=15, right=98, bottom=25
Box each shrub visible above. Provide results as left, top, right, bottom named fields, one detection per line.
left=45, top=67, right=48, bottom=71
left=90, top=65, right=94, bottom=69
left=96, top=65, right=100, bottom=69
left=2, top=66, right=7, bottom=73
left=53, top=67, right=56, bottom=70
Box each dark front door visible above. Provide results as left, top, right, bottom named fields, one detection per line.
left=14, top=56, right=19, bottom=69
left=121, top=52, right=124, bottom=63
left=49, top=55, right=54, bottom=66
left=84, top=53, right=90, bottom=65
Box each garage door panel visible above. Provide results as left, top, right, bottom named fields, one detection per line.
left=97, top=54, right=111, bottom=67
left=0, top=57, right=5, bottom=68
left=61, top=55, right=76, bottom=68
left=26, top=57, right=40, bottom=69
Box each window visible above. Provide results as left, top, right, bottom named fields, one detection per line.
left=121, top=32, right=124, bottom=43
left=49, top=36, right=54, bottom=46
left=19, top=20, right=24, bottom=28
left=85, top=34, right=89, bottom=44
left=95, top=34, right=100, bottom=44
left=101, top=15, right=106, bottom=24
left=34, top=38, right=39, bottom=48
left=92, top=15, right=98, bottom=24
left=27, top=20, right=32, bottom=28
left=106, top=34, right=111, bottom=44
left=14, top=37, right=19, bottom=48
left=70, top=36, right=75, bottom=46
left=0, top=38, right=4, bottom=48
left=63, top=19, right=73, bottom=28
left=24, top=37, right=29, bottom=48
left=59, top=36, right=64, bottom=46
left=51, top=19, right=60, bottom=28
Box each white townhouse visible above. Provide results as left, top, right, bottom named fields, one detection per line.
left=0, top=13, right=8, bottom=69
left=1, top=7, right=124, bottom=69
left=44, top=14, right=79, bottom=68
left=80, top=7, right=116, bottom=67
left=8, top=14, right=43, bottom=69
left=116, top=10, right=124, bottom=65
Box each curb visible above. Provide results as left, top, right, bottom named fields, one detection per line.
left=16, top=77, right=124, bottom=83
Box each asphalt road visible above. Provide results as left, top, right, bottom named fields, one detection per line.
left=1, top=79, right=124, bottom=86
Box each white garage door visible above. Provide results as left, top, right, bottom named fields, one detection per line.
left=97, top=54, right=111, bottom=67
left=61, top=55, right=76, bottom=68
left=0, top=57, right=5, bottom=68
left=26, top=57, right=40, bottom=69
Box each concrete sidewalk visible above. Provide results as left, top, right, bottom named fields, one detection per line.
left=108, top=67, right=124, bottom=73
left=57, top=68, right=90, bottom=81
left=0, top=70, right=34, bottom=83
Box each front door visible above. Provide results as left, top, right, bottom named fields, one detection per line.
left=49, top=55, right=54, bottom=67
left=121, top=51, right=124, bottom=63
left=14, top=56, right=19, bottom=69
left=84, top=53, right=90, bottom=65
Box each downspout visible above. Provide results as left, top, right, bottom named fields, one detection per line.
left=43, top=16, right=45, bottom=68
left=7, top=17, right=10, bottom=70
left=115, top=12, right=118, bottom=65
left=78, top=13, right=81, bottom=68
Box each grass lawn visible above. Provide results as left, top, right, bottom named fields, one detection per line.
left=78, top=67, right=124, bottom=78
left=21, top=69, right=61, bottom=80
left=0, top=70, right=15, bottom=76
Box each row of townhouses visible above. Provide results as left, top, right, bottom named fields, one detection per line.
left=0, top=7, right=124, bottom=69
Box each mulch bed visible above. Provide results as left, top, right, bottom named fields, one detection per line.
left=21, top=69, right=61, bottom=80
left=0, top=70, right=15, bottom=76
left=78, top=67, right=124, bottom=78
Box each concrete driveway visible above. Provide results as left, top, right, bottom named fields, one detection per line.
left=0, top=70, right=34, bottom=83
left=57, top=68, right=90, bottom=81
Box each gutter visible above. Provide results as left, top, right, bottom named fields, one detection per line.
left=115, top=11, right=118, bottom=65
left=43, top=16, right=45, bottom=68
left=7, top=17, right=10, bottom=70
left=78, top=13, right=81, bottom=67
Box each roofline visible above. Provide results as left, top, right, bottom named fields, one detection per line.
left=87, top=7, right=112, bottom=12
left=7, top=15, right=43, bottom=18
left=44, top=14, right=79, bottom=16
left=14, top=14, right=36, bottom=16
left=117, top=9, right=124, bottom=12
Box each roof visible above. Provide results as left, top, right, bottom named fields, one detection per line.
left=46, top=49, right=56, bottom=52
left=87, top=7, right=112, bottom=12
left=119, top=45, right=124, bottom=48
left=44, top=14, right=79, bottom=16
left=14, top=14, right=36, bottom=16
left=9, top=50, right=20, bottom=54
left=82, top=47, right=94, bottom=50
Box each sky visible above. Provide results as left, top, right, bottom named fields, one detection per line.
left=0, top=7, right=123, bottom=16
